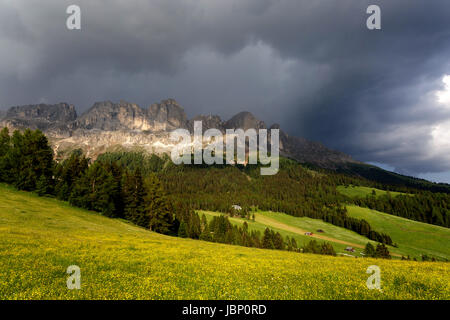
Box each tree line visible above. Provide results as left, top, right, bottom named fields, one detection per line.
left=352, top=192, right=449, bottom=228
left=177, top=209, right=337, bottom=256
left=0, top=128, right=402, bottom=257
left=0, top=128, right=339, bottom=257
left=98, top=151, right=396, bottom=244
left=0, top=128, right=176, bottom=235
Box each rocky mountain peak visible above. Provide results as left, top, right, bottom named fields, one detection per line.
left=0, top=103, right=77, bottom=135
left=224, top=111, right=267, bottom=131
left=0, top=99, right=357, bottom=168
left=188, top=114, right=224, bottom=133
left=6, top=103, right=77, bottom=123
left=147, top=99, right=188, bottom=130
left=77, top=100, right=150, bottom=131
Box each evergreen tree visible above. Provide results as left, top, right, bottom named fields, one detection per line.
left=54, top=150, right=89, bottom=200
left=375, top=243, right=391, bottom=259
left=286, top=236, right=293, bottom=251
left=36, top=174, right=52, bottom=196
left=262, top=228, right=275, bottom=249
left=302, top=240, right=321, bottom=254
left=0, top=127, right=11, bottom=182
left=103, top=161, right=125, bottom=217
left=273, top=232, right=285, bottom=250
left=199, top=222, right=211, bottom=241
left=144, top=173, right=174, bottom=234
left=364, top=242, right=376, bottom=257
left=187, top=212, right=201, bottom=239
left=69, top=162, right=118, bottom=217
left=8, top=129, right=54, bottom=192
left=201, top=214, right=208, bottom=232
left=320, top=242, right=336, bottom=256
left=178, top=221, right=188, bottom=238
left=290, top=237, right=298, bottom=251
left=122, top=168, right=147, bottom=226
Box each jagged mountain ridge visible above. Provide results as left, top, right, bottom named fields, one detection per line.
left=0, top=99, right=357, bottom=167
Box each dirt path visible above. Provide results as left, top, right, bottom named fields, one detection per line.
left=255, top=214, right=402, bottom=257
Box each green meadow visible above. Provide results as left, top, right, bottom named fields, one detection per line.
left=200, top=208, right=450, bottom=260
left=337, top=185, right=407, bottom=198
left=346, top=205, right=450, bottom=261
left=0, top=184, right=449, bottom=300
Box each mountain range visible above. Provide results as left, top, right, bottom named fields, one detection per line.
left=1, top=99, right=357, bottom=167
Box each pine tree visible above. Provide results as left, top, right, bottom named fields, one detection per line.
left=364, top=242, right=376, bottom=257
left=262, top=228, right=275, bottom=249
left=375, top=243, right=391, bottom=259
left=291, top=237, right=298, bottom=251
left=8, top=129, right=54, bottom=192
left=54, top=150, right=88, bottom=201
left=302, top=240, right=321, bottom=254
left=144, top=173, right=174, bottom=234
left=36, top=174, right=51, bottom=196
left=178, top=221, right=188, bottom=238
left=273, top=232, right=285, bottom=250
left=0, top=127, right=11, bottom=182
left=122, top=168, right=147, bottom=227
left=286, top=236, right=293, bottom=251
left=199, top=222, right=211, bottom=241
left=104, top=161, right=125, bottom=217
left=188, top=212, right=201, bottom=239
left=201, top=214, right=208, bottom=232
left=69, top=162, right=118, bottom=217
left=320, top=242, right=336, bottom=256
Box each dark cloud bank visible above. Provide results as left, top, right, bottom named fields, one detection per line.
left=1, top=0, right=450, bottom=180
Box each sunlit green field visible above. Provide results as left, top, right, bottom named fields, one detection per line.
left=337, top=185, right=407, bottom=198
left=346, top=205, right=450, bottom=260
left=0, top=184, right=449, bottom=300
left=199, top=210, right=378, bottom=257
left=200, top=208, right=450, bottom=260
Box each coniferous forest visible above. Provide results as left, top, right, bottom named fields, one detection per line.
left=1, top=127, right=450, bottom=259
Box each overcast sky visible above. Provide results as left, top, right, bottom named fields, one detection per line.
left=1, top=0, right=450, bottom=181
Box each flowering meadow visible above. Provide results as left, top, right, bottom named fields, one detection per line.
left=0, top=184, right=448, bottom=300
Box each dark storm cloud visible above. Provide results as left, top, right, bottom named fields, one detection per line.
left=0, top=0, right=450, bottom=178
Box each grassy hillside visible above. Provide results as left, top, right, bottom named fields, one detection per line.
left=199, top=210, right=381, bottom=257
left=200, top=210, right=450, bottom=260
left=337, top=185, right=407, bottom=198
left=336, top=163, right=450, bottom=193
left=0, top=184, right=448, bottom=300
left=346, top=205, right=450, bottom=260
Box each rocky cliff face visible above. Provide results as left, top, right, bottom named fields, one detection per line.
left=0, top=99, right=358, bottom=167
left=1, top=103, right=77, bottom=137
left=224, top=111, right=267, bottom=131
left=188, top=114, right=224, bottom=133
left=76, top=101, right=152, bottom=131
left=148, top=99, right=188, bottom=131
left=276, top=127, right=355, bottom=168
left=6, top=103, right=77, bottom=123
